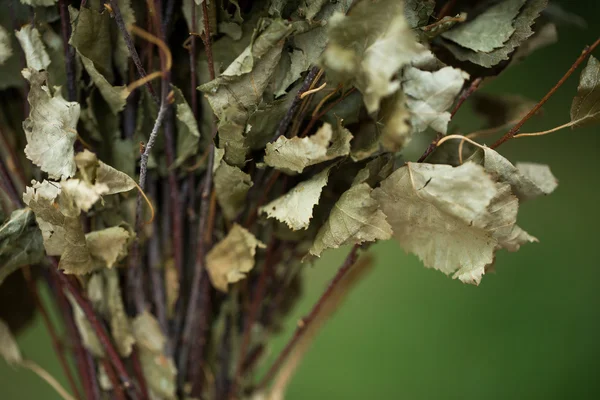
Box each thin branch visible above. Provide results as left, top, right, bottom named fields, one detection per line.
left=58, top=0, right=76, bottom=102
left=130, top=347, right=150, bottom=400
left=491, top=37, right=600, bottom=149
left=231, top=241, right=278, bottom=398
left=48, top=271, right=99, bottom=400
left=450, top=77, right=482, bottom=118
left=129, top=98, right=168, bottom=313
left=21, top=359, right=77, bottom=400
left=257, top=244, right=361, bottom=390
left=23, top=268, right=82, bottom=400
left=271, top=66, right=321, bottom=142
left=100, top=358, right=127, bottom=400
left=179, top=2, right=218, bottom=393
left=53, top=268, right=139, bottom=399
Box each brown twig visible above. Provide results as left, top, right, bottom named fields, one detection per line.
left=23, top=268, right=82, bottom=400
left=48, top=270, right=99, bottom=400
left=100, top=358, right=127, bottom=400
left=53, top=269, right=139, bottom=399
left=450, top=77, right=482, bottom=118
left=58, top=0, right=76, bottom=102
left=130, top=348, right=150, bottom=400
left=230, top=240, right=278, bottom=398
left=491, top=38, right=600, bottom=149
left=257, top=244, right=361, bottom=390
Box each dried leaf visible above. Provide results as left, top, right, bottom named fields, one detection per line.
left=403, top=66, right=469, bottom=134
left=469, top=147, right=558, bottom=201
left=23, top=180, right=94, bottom=275
left=132, top=311, right=176, bottom=399
left=0, top=209, right=44, bottom=287
left=379, top=90, right=412, bottom=152
left=441, top=0, right=548, bottom=68
left=15, top=24, right=50, bottom=71
left=264, top=122, right=352, bottom=174
left=373, top=162, right=535, bottom=285
left=320, top=0, right=422, bottom=113
left=404, top=0, right=435, bottom=28
left=22, top=69, right=80, bottom=180
left=310, top=183, right=392, bottom=257
left=60, top=179, right=109, bottom=212
left=86, top=227, right=131, bottom=269
left=206, top=224, right=266, bottom=292
left=214, top=160, right=253, bottom=220
left=0, top=318, right=23, bottom=365
left=570, top=56, right=600, bottom=128
left=441, top=0, right=526, bottom=52
left=260, top=166, right=332, bottom=230
left=173, top=86, right=200, bottom=167
left=104, top=269, right=135, bottom=357
left=67, top=293, right=105, bottom=357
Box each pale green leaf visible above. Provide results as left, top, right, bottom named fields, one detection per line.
left=67, top=293, right=105, bottom=357
left=0, top=209, right=44, bottom=287
left=469, top=147, right=558, bottom=201
left=260, top=166, right=332, bottom=230
left=320, top=0, right=422, bottom=113
left=206, top=224, right=266, bottom=292
left=264, top=122, right=352, bottom=174
left=23, top=69, right=80, bottom=180
left=79, top=55, right=129, bottom=114
left=132, top=312, right=177, bottom=399
left=310, top=183, right=392, bottom=257
left=0, top=319, right=22, bottom=365
left=570, top=56, right=600, bottom=127
left=60, top=179, right=109, bottom=212
left=373, top=162, right=533, bottom=285
left=105, top=269, right=135, bottom=357
left=23, top=180, right=95, bottom=275
left=86, top=227, right=131, bottom=269
left=403, top=66, right=469, bottom=134
left=173, top=86, right=200, bottom=167
left=214, top=160, right=253, bottom=220
left=379, top=90, right=412, bottom=152
left=441, top=0, right=526, bottom=52
left=15, top=24, right=50, bottom=71
left=441, top=0, right=548, bottom=68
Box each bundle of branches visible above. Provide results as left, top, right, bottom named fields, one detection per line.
left=0, top=0, right=597, bottom=399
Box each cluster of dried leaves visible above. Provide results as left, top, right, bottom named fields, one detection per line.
left=0, top=0, right=597, bottom=399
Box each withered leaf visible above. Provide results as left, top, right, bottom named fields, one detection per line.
left=206, top=224, right=266, bottom=292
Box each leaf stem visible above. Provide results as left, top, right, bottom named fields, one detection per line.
left=100, top=358, right=127, bottom=400
left=257, top=244, right=361, bottom=390
left=109, top=0, right=158, bottom=103
left=21, top=359, right=77, bottom=400
left=491, top=37, right=600, bottom=149
left=271, top=66, right=321, bottom=142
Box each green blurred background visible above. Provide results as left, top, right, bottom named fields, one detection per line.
left=1, top=1, right=599, bottom=399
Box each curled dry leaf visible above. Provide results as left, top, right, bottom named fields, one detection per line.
left=206, top=224, right=266, bottom=292
left=22, top=69, right=80, bottom=180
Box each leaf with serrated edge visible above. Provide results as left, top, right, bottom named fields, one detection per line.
left=260, top=166, right=332, bottom=230
left=570, top=56, right=600, bottom=128
left=373, top=162, right=535, bottom=285
left=310, top=183, right=392, bottom=257
left=15, top=24, right=50, bottom=71
left=264, top=122, right=352, bottom=174
left=441, top=0, right=526, bottom=52
left=206, top=224, right=266, bottom=292
left=22, top=69, right=79, bottom=180
left=320, top=0, right=422, bottom=113
left=403, top=66, right=469, bottom=134
left=214, top=160, right=253, bottom=220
